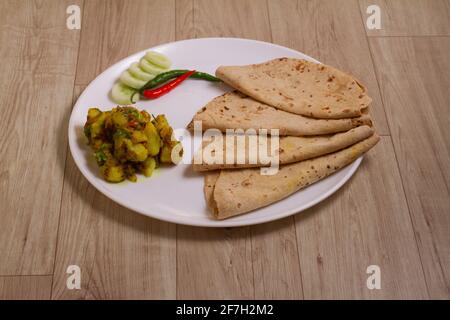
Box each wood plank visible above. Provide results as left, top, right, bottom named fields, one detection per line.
left=176, top=0, right=195, bottom=40
left=251, top=218, right=303, bottom=299
left=359, top=0, right=450, bottom=36
left=52, top=1, right=177, bottom=300
left=176, top=0, right=304, bottom=299
left=295, top=137, right=428, bottom=299
left=75, top=0, right=176, bottom=85
left=268, top=0, right=389, bottom=135
left=176, top=227, right=254, bottom=299
left=369, top=37, right=450, bottom=299
left=0, top=0, right=81, bottom=275
left=194, top=0, right=271, bottom=40
left=0, top=276, right=52, bottom=300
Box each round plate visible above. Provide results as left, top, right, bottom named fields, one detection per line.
left=69, top=38, right=362, bottom=227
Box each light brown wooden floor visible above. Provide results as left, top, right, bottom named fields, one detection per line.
left=0, top=0, right=449, bottom=299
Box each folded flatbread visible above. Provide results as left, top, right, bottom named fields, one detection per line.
left=194, top=125, right=374, bottom=171
left=204, top=172, right=220, bottom=212
left=216, top=58, right=372, bottom=119
left=188, top=91, right=372, bottom=136
left=205, top=133, right=380, bottom=219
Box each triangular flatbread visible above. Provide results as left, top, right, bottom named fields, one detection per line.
left=194, top=125, right=374, bottom=171
left=216, top=58, right=372, bottom=119
left=206, top=133, right=380, bottom=219
left=188, top=91, right=372, bottom=136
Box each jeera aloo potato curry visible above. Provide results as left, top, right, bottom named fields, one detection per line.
left=84, top=106, right=182, bottom=183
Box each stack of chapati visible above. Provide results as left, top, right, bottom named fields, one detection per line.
left=189, top=58, right=379, bottom=219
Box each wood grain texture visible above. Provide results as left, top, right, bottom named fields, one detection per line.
left=268, top=0, right=389, bottom=135
left=0, top=276, right=52, bottom=300
left=194, top=0, right=271, bottom=40
left=359, top=0, right=450, bottom=36
left=0, top=0, right=81, bottom=275
left=177, top=227, right=254, bottom=299
left=251, top=218, right=303, bottom=299
left=295, top=137, right=428, bottom=299
left=370, top=37, right=450, bottom=299
left=51, top=1, right=177, bottom=299
left=176, top=0, right=195, bottom=40
left=75, top=0, right=175, bottom=86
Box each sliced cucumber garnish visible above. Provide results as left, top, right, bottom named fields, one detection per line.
left=139, top=58, right=166, bottom=75
left=111, top=82, right=139, bottom=105
left=144, top=51, right=172, bottom=69
left=128, top=62, right=155, bottom=81
left=109, top=51, right=171, bottom=103
left=119, top=70, right=146, bottom=89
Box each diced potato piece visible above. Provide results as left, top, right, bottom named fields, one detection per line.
left=160, top=141, right=183, bottom=164
left=124, top=164, right=137, bottom=182
left=103, top=111, right=113, bottom=130
left=154, top=114, right=169, bottom=131
left=140, top=157, right=156, bottom=177
left=87, top=108, right=102, bottom=122
left=159, top=125, right=172, bottom=138
left=159, top=144, right=172, bottom=164
left=127, top=142, right=148, bottom=162
left=114, top=137, right=148, bottom=162
left=144, top=122, right=161, bottom=156
left=113, top=136, right=128, bottom=161
left=112, top=110, right=128, bottom=127
left=90, top=113, right=107, bottom=140
left=131, top=130, right=148, bottom=143
left=100, top=165, right=125, bottom=183
left=154, top=115, right=177, bottom=147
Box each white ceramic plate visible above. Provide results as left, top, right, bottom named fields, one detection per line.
left=68, top=38, right=362, bottom=227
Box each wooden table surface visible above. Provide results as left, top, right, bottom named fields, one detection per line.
left=1, top=0, right=449, bottom=300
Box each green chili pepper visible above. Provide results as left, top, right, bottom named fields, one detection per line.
left=132, top=70, right=221, bottom=101
left=140, top=70, right=220, bottom=91
left=143, top=70, right=196, bottom=100
left=190, top=71, right=222, bottom=82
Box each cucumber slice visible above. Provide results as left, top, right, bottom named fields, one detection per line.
left=139, top=58, right=167, bottom=75
left=111, top=82, right=139, bottom=105
left=119, top=70, right=146, bottom=89
left=144, top=51, right=171, bottom=69
left=128, top=62, right=155, bottom=81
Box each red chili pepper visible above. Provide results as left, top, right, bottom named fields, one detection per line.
left=143, top=70, right=196, bottom=99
